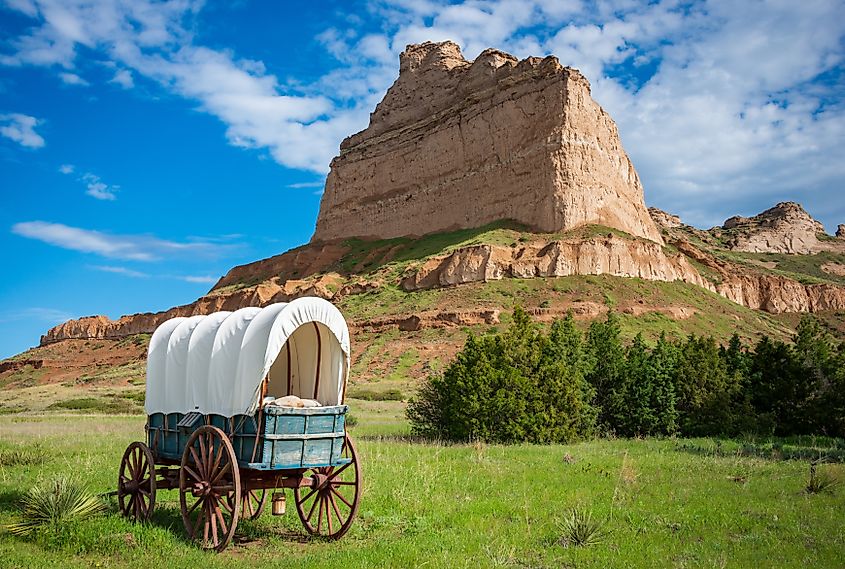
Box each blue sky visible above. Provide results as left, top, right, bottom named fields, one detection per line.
left=1, top=0, right=844, bottom=359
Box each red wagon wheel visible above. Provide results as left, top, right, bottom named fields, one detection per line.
left=227, top=488, right=267, bottom=521
left=179, top=425, right=241, bottom=552
left=118, top=441, right=156, bottom=522
left=294, top=433, right=361, bottom=539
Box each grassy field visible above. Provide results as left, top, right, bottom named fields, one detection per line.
left=0, top=403, right=843, bottom=568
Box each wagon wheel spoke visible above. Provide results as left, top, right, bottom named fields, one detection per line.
left=186, top=495, right=203, bottom=517
left=189, top=446, right=204, bottom=479
left=213, top=499, right=229, bottom=535
left=219, top=496, right=235, bottom=515
left=182, top=464, right=202, bottom=484
left=297, top=487, right=317, bottom=506
left=209, top=461, right=232, bottom=486
left=327, top=462, right=352, bottom=480
left=329, top=491, right=344, bottom=524
left=331, top=486, right=353, bottom=509
left=317, top=494, right=326, bottom=533
left=323, top=494, right=332, bottom=535
left=210, top=501, right=219, bottom=547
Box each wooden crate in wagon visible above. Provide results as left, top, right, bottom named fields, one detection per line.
left=116, top=297, right=361, bottom=552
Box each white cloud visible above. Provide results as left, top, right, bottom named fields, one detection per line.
left=58, top=71, right=88, bottom=85
left=0, top=307, right=75, bottom=324
left=81, top=172, right=118, bottom=200
left=58, top=163, right=74, bottom=174
left=89, top=265, right=149, bottom=278
left=109, top=68, right=134, bottom=88
left=0, top=113, right=45, bottom=148
left=180, top=275, right=217, bottom=284
left=11, top=221, right=234, bottom=261
left=287, top=180, right=325, bottom=189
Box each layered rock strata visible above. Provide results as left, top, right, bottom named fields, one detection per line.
left=313, top=41, right=663, bottom=244
left=401, top=235, right=706, bottom=290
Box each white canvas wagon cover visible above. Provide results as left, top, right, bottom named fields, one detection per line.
left=144, top=297, right=350, bottom=417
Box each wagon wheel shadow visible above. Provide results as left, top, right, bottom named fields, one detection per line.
left=113, top=498, right=317, bottom=549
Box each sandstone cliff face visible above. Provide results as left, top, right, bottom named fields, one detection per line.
left=313, top=41, right=663, bottom=244
left=401, top=235, right=706, bottom=291
left=720, top=202, right=837, bottom=254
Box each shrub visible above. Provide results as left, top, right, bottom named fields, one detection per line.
left=407, top=308, right=596, bottom=443
left=7, top=477, right=106, bottom=536
left=557, top=508, right=609, bottom=547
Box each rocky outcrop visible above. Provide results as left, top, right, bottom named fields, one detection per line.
left=401, top=234, right=707, bottom=291
left=313, top=41, right=663, bottom=244
left=649, top=207, right=682, bottom=229
left=672, top=239, right=845, bottom=313
left=837, top=224, right=845, bottom=238
left=721, top=202, right=835, bottom=254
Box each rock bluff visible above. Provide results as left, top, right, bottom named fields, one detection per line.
left=720, top=202, right=838, bottom=254
left=313, top=41, right=663, bottom=244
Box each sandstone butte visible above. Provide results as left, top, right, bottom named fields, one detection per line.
left=36, top=42, right=845, bottom=345
left=313, top=41, right=664, bottom=245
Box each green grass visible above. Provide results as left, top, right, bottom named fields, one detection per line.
left=0, top=414, right=843, bottom=568
left=716, top=250, right=845, bottom=286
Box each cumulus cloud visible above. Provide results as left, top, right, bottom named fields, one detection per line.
left=0, top=113, right=45, bottom=148
left=81, top=172, right=118, bottom=200
left=11, top=221, right=235, bottom=261
left=58, top=163, right=74, bottom=174
left=109, top=68, right=134, bottom=88
left=58, top=71, right=88, bottom=85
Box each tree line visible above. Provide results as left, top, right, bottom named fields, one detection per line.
left=407, top=308, right=845, bottom=443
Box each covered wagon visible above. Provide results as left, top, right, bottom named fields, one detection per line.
left=116, top=297, right=361, bottom=551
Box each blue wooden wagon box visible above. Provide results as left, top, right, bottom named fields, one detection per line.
left=147, top=405, right=350, bottom=470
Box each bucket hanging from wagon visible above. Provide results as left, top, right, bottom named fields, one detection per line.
left=144, top=297, right=351, bottom=417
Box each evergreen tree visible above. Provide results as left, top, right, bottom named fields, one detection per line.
left=584, top=313, right=627, bottom=433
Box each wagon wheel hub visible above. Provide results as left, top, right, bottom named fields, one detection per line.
left=192, top=481, right=211, bottom=497
left=311, top=472, right=329, bottom=490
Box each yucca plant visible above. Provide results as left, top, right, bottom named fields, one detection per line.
left=6, top=476, right=107, bottom=536
left=806, top=461, right=841, bottom=495
left=557, top=507, right=609, bottom=547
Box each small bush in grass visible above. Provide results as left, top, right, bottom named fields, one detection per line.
left=347, top=388, right=404, bottom=401
left=806, top=461, right=841, bottom=494
left=557, top=508, right=609, bottom=547
left=345, top=413, right=359, bottom=427
left=6, top=477, right=107, bottom=536
left=0, top=444, right=48, bottom=467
